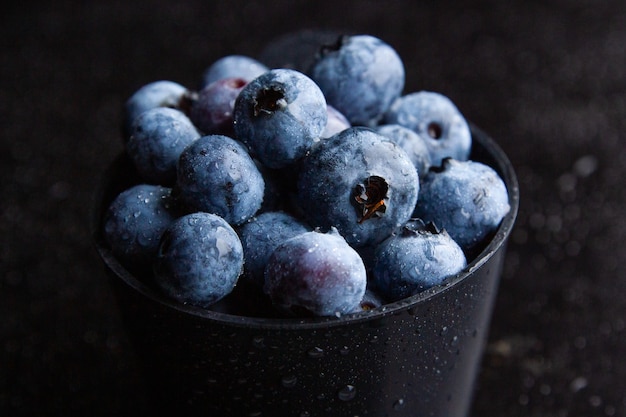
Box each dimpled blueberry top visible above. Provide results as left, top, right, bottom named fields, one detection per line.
left=175, top=135, right=265, bottom=226
left=264, top=228, right=367, bottom=317
left=297, top=127, right=419, bottom=248
left=126, top=107, right=200, bottom=185
left=372, top=222, right=467, bottom=302
left=233, top=68, right=328, bottom=169
left=384, top=91, right=472, bottom=166
left=154, top=212, right=244, bottom=308
left=103, top=183, right=176, bottom=268
left=414, top=158, right=510, bottom=252
left=238, top=211, right=310, bottom=288
left=309, top=34, right=405, bottom=126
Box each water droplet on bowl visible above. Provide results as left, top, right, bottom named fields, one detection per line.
left=307, top=346, right=324, bottom=358
left=393, top=398, right=405, bottom=410
left=281, top=375, right=297, bottom=388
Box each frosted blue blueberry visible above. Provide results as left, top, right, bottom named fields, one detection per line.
left=126, top=107, right=200, bottom=185
left=384, top=91, right=472, bottom=166
left=297, top=127, right=419, bottom=248
left=175, top=135, right=265, bottom=225
left=264, top=228, right=367, bottom=317
left=238, top=211, right=310, bottom=287
left=321, top=105, right=351, bottom=139
left=103, top=184, right=177, bottom=268
left=189, top=77, right=248, bottom=137
left=154, top=212, right=244, bottom=308
left=233, top=68, right=327, bottom=169
left=372, top=221, right=467, bottom=302
left=123, top=80, right=190, bottom=140
left=309, top=34, right=405, bottom=126
left=376, top=123, right=432, bottom=179
left=200, top=55, right=268, bottom=88
left=413, top=158, right=510, bottom=253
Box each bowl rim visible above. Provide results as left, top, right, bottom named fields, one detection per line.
left=92, top=123, right=519, bottom=330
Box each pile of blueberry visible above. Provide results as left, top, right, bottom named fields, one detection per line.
left=102, top=33, right=510, bottom=318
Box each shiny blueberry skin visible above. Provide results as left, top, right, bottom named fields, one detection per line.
left=200, top=55, right=268, bottom=88
left=123, top=80, right=190, bottom=140
left=384, top=91, right=472, bottom=166
left=309, top=34, right=405, bottom=126
left=413, top=158, right=510, bottom=253
left=189, top=77, right=248, bottom=137
left=376, top=123, right=432, bottom=179
left=372, top=221, right=467, bottom=302
left=175, top=135, right=265, bottom=225
left=264, top=228, right=367, bottom=317
left=126, top=107, right=199, bottom=185
left=103, top=184, right=177, bottom=268
left=233, top=68, right=327, bottom=169
left=297, top=127, right=419, bottom=248
left=238, top=211, right=310, bottom=287
left=321, top=104, right=351, bottom=138
left=154, top=212, right=244, bottom=308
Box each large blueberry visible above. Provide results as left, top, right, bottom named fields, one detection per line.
left=175, top=135, right=265, bottom=225
left=154, top=212, right=244, bottom=308
left=309, top=34, right=405, bottom=126
left=233, top=68, right=328, bottom=169
left=384, top=91, right=472, bottom=166
left=126, top=107, right=200, bottom=185
left=372, top=221, right=467, bottom=302
left=264, top=228, right=367, bottom=317
left=376, top=123, right=432, bottom=179
left=238, top=211, right=310, bottom=287
left=103, top=184, right=177, bottom=268
left=123, top=80, right=190, bottom=141
left=200, top=55, right=268, bottom=88
left=297, top=127, right=419, bottom=248
left=413, top=158, right=510, bottom=253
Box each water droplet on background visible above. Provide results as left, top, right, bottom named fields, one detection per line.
left=337, top=384, right=357, bottom=401
left=393, top=398, right=405, bottom=410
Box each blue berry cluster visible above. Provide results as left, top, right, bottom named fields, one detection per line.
left=102, top=32, right=511, bottom=317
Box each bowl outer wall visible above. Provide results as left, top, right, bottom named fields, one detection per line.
left=92, top=124, right=519, bottom=416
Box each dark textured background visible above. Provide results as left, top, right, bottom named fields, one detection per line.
left=2, top=0, right=625, bottom=415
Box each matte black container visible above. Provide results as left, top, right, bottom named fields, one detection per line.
left=93, top=125, right=519, bottom=417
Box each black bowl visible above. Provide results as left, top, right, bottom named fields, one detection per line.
left=92, top=124, right=519, bottom=417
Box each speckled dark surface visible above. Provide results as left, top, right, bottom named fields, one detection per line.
left=2, top=1, right=625, bottom=416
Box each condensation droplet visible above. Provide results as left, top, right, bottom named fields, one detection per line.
left=281, top=375, right=297, bottom=388
left=307, top=346, right=324, bottom=358
left=300, top=412, right=311, bottom=417
left=440, top=326, right=449, bottom=336
left=252, top=336, right=265, bottom=349
left=339, top=346, right=350, bottom=355
left=393, top=398, right=405, bottom=410
left=338, top=384, right=357, bottom=401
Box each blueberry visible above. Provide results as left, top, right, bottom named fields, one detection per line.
left=154, top=212, right=244, bottom=308
left=103, top=184, right=177, bottom=268
left=238, top=211, right=310, bottom=287
left=413, top=158, right=510, bottom=253
left=233, top=68, right=327, bottom=169
left=321, top=105, right=351, bottom=139
left=126, top=107, right=200, bottom=185
left=376, top=123, right=432, bottom=179
left=123, top=80, right=191, bottom=141
left=372, top=220, right=467, bottom=302
left=350, top=289, right=384, bottom=313
left=200, top=55, right=268, bottom=88
left=296, top=127, right=419, bottom=248
left=264, top=228, right=367, bottom=317
left=175, top=135, right=265, bottom=225
left=309, top=34, right=405, bottom=126
left=384, top=91, right=472, bottom=166
left=189, top=77, right=248, bottom=137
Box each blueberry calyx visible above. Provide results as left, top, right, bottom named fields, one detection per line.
left=427, top=122, right=443, bottom=139
left=353, top=175, right=388, bottom=223
left=428, top=156, right=454, bottom=173
left=253, top=86, right=287, bottom=116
